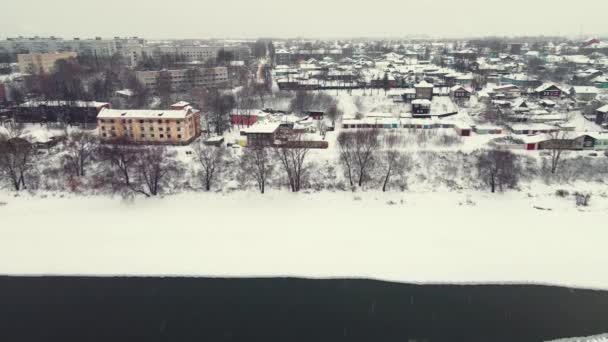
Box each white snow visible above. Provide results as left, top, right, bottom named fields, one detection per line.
left=548, top=334, right=608, bottom=342
left=1, top=189, right=608, bottom=290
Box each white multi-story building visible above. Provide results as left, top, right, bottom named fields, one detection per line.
left=135, top=67, right=229, bottom=91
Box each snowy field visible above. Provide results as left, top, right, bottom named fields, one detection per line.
left=1, top=189, right=607, bottom=290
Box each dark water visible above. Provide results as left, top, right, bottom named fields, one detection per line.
left=0, top=277, right=607, bottom=342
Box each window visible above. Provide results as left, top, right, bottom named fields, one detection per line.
left=128, top=120, right=132, bottom=124
left=111, top=126, right=116, bottom=131
left=177, top=127, right=181, bottom=131
left=177, top=134, right=182, bottom=139
left=160, top=134, right=164, bottom=138
left=140, top=134, right=145, bottom=138
left=167, top=134, right=171, bottom=139
left=139, top=120, right=144, bottom=124
left=110, top=119, right=115, bottom=123
left=159, top=127, right=164, bottom=131
left=122, top=120, right=126, bottom=124
left=150, top=134, right=155, bottom=138
left=100, top=119, right=105, bottom=123
left=102, top=133, right=107, bottom=137
left=149, top=127, right=154, bottom=131
left=158, top=119, right=162, bottom=124
left=101, top=126, right=106, bottom=130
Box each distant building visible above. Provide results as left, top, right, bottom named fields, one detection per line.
left=534, top=83, right=566, bottom=98
left=17, top=52, right=77, bottom=74
left=411, top=99, right=431, bottom=115
left=135, top=67, right=229, bottom=92
left=97, top=105, right=201, bottom=145
left=569, top=86, right=598, bottom=102
left=450, top=85, right=472, bottom=100
left=14, top=100, right=109, bottom=124
left=415, top=80, right=433, bottom=100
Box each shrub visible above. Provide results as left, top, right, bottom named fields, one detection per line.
left=574, top=192, right=591, bottom=207
left=555, top=189, right=569, bottom=198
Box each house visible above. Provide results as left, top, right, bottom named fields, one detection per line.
left=97, top=107, right=201, bottom=145
left=491, top=84, right=522, bottom=99
left=512, top=99, right=530, bottom=112
left=472, top=125, right=503, bottom=134
left=536, top=132, right=608, bottom=150
left=241, top=122, right=281, bottom=147
left=569, top=86, right=598, bottom=102
left=500, top=74, right=542, bottom=88
left=539, top=99, right=557, bottom=108
left=534, top=83, right=565, bottom=98
left=411, top=99, right=431, bottom=115
left=591, top=76, right=608, bottom=89
left=596, top=105, right=608, bottom=125
left=415, top=80, right=433, bottom=100
left=203, top=136, right=224, bottom=147
left=508, top=123, right=559, bottom=135
left=450, top=85, right=472, bottom=100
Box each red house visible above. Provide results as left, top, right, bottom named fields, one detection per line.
left=231, top=113, right=259, bottom=126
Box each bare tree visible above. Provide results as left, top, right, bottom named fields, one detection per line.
left=240, top=146, right=273, bottom=193
left=133, top=146, right=180, bottom=197
left=0, top=137, right=35, bottom=191
left=545, top=130, right=570, bottom=174
left=193, top=142, right=225, bottom=191
left=98, top=138, right=139, bottom=189
left=475, top=149, right=520, bottom=193
left=274, top=140, right=309, bottom=192
left=379, top=134, right=410, bottom=192
left=353, top=129, right=380, bottom=187
left=62, top=132, right=98, bottom=177
left=337, top=131, right=356, bottom=187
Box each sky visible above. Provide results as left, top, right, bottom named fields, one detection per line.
left=2, top=0, right=607, bottom=40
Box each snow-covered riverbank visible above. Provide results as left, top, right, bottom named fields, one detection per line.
left=1, top=189, right=607, bottom=289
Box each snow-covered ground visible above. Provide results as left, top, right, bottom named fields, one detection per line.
left=1, top=189, right=607, bottom=290
left=548, top=334, right=608, bottom=342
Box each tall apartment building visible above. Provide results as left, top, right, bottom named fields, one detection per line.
left=97, top=104, right=201, bottom=145
left=135, top=67, right=229, bottom=91
left=17, top=51, right=78, bottom=74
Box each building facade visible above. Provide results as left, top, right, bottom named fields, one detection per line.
left=97, top=106, right=201, bottom=144
left=135, top=67, right=229, bottom=91
left=17, top=52, right=78, bottom=74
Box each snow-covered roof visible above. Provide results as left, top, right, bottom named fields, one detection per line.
left=570, top=86, right=599, bottom=94
left=20, top=100, right=109, bottom=108
left=596, top=105, right=608, bottom=113
left=241, top=122, right=281, bottom=134
left=415, top=80, right=433, bottom=88
left=412, top=99, right=431, bottom=105
left=534, top=83, right=567, bottom=93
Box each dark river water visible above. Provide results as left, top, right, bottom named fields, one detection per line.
left=0, top=276, right=607, bottom=342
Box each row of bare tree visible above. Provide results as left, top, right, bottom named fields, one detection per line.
left=338, top=130, right=412, bottom=191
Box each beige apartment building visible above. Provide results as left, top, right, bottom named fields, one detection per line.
left=17, top=51, right=78, bottom=74
left=97, top=104, right=201, bottom=145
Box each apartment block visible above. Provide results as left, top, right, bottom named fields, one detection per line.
left=135, top=67, right=229, bottom=91
left=97, top=105, right=201, bottom=145
left=17, top=51, right=78, bottom=74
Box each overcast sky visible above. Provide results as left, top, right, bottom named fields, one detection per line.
left=3, top=0, right=607, bottom=40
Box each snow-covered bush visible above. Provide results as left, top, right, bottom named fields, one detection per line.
left=574, top=192, right=591, bottom=207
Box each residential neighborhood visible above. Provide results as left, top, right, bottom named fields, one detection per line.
left=2, top=2, right=608, bottom=341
